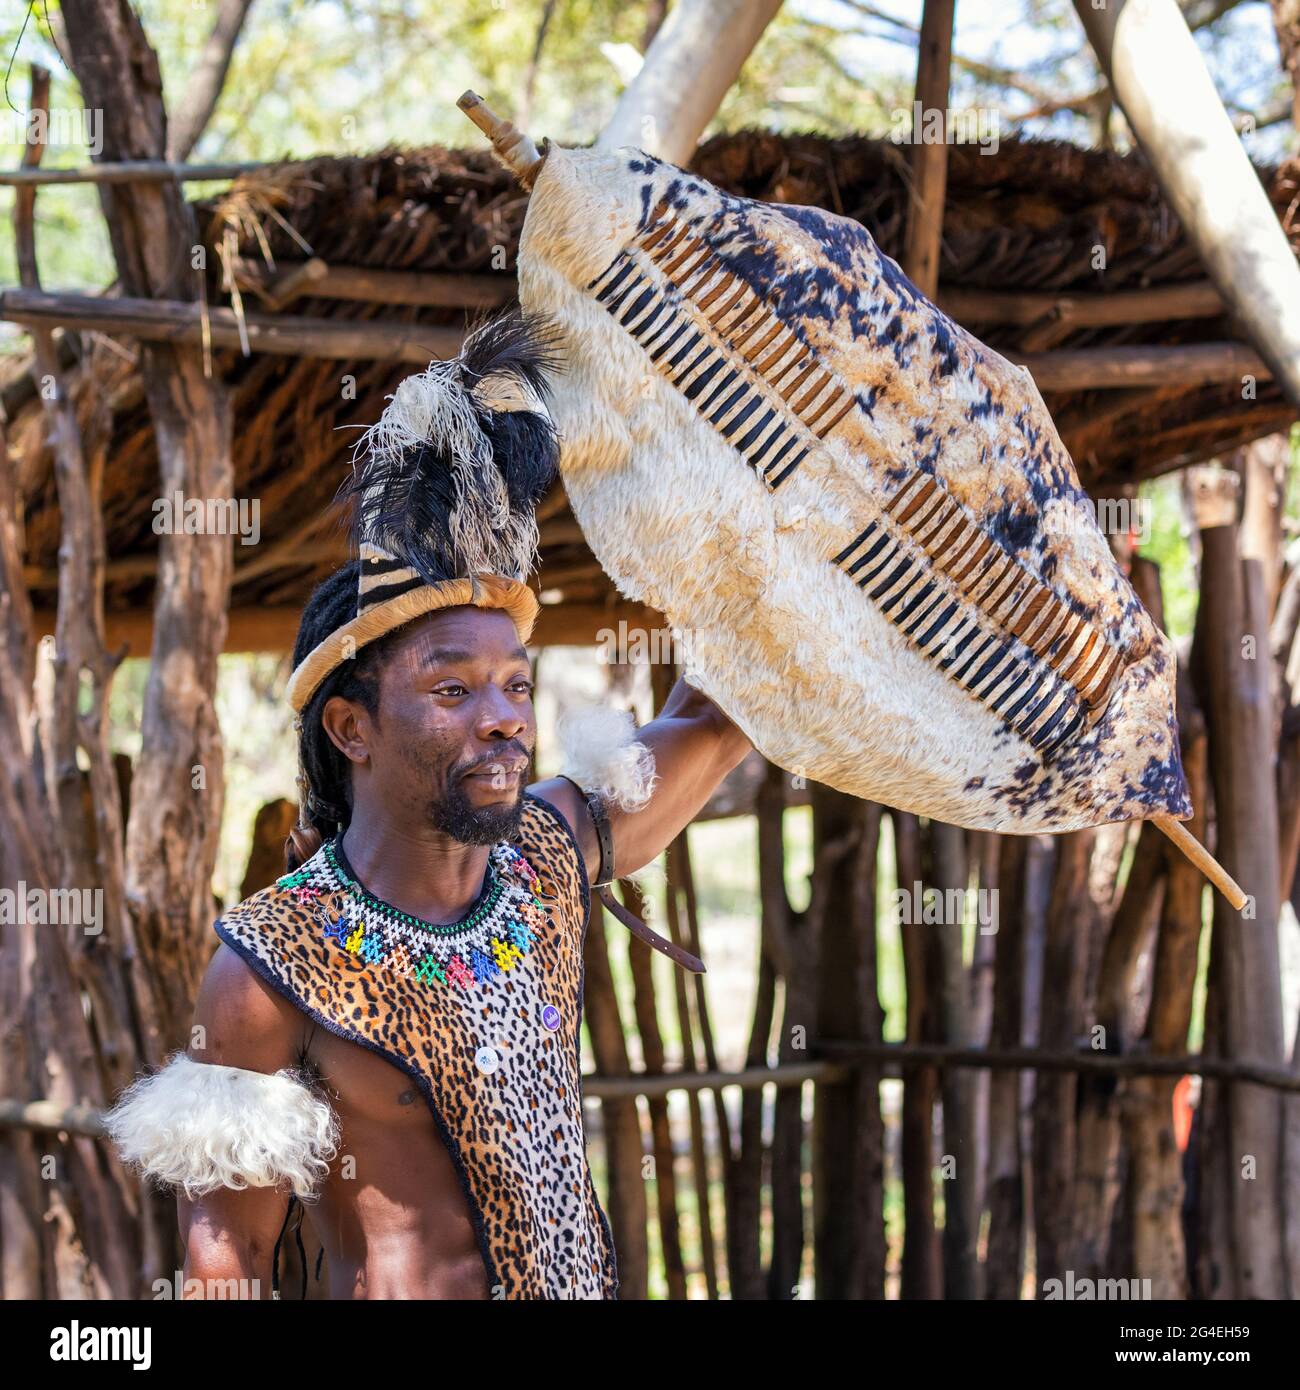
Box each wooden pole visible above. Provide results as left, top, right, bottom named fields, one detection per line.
left=1190, top=460, right=1288, bottom=1298
left=1074, top=0, right=1300, bottom=407
left=596, top=0, right=784, bottom=165
left=621, top=877, right=688, bottom=1299
left=902, top=0, right=958, bottom=299
left=650, top=659, right=722, bottom=1299
left=1031, top=830, right=1094, bottom=1286
left=1, top=287, right=1267, bottom=386
left=1128, top=686, right=1208, bottom=1297
left=0, top=159, right=262, bottom=186
left=931, top=819, right=979, bottom=1299
left=812, top=791, right=885, bottom=1299
left=1151, top=815, right=1246, bottom=909
left=581, top=899, right=650, bottom=1300
left=896, top=810, right=941, bottom=1298
left=6, top=62, right=143, bottom=1301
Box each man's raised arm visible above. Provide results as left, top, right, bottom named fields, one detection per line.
left=533, top=675, right=753, bottom=886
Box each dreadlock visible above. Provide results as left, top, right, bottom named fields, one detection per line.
left=284, top=562, right=410, bottom=871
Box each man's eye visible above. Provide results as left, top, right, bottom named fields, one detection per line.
left=510, top=680, right=536, bottom=695
left=435, top=685, right=469, bottom=697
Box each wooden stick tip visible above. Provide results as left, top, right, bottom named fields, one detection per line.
left=1151, top=814, right=1247, bottom=911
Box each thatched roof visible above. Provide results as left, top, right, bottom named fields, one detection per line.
left=7, top=130, right=1299, bottom=638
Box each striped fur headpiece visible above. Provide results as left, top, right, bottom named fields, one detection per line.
left=285, top=311, right=562, bottom=715
left=514, top=142, right=1189, bottom=837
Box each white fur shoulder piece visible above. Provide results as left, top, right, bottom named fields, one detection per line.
left=104, top=1052, right=340, bottom=1201
left=556, top=704, right=657, bottom=812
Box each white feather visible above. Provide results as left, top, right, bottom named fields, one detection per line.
left=557, top=704, right=657, bottom=812
left=351, top=353, right=551, bottom=582
left=104, top=1052, right=339, bottom=1202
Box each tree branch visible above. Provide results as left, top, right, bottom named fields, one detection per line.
left=165, top=0, right=256, bottom=162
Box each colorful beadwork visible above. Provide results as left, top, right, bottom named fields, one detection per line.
left=278, top=837, right=553, bottom=998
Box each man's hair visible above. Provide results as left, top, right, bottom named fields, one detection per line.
left=287, top=562, right=407, bottom=867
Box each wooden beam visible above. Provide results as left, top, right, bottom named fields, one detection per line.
left=902, top=0, right=958, bottom=299
left=228, top=267, right=1240, bottom=329
left=595, top=0, right=784, bottom=164
left=1074, top=0, right=1300, bottom=407
left=0, top=288, right=462, bottom=363
left=0, top=160, right=263, bottom=186
left=939, top=280, right=1225, bottom=327
left=1015, top=341, right=1268, bottom=390
left=33, top=598, right=670, bottom=655
left=231, top=257, right=514, bottom=310
left=24, top=536, right=606, bottom=591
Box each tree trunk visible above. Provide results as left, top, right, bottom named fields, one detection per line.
left=165, top=0, right=254, bottom=161
left=62, top=0, right=235, bottom=1072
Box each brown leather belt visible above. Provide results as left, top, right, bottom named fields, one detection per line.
left=556, top=776, right=705, bottom=974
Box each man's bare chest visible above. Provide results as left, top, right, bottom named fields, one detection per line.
left=301, top=1024, right=434, bottom=1130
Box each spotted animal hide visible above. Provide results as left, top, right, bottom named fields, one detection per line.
left=518, top=143, right=1190, bottom=832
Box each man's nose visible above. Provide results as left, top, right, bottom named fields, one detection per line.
left=475, top=685, right=529, bottom=739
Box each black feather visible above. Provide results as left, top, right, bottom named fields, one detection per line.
left=344, top=308, right=565, bottom=583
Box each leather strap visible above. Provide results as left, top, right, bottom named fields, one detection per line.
left=595, top=885, right=705, bottom=974
left=556, top=776, right=705, bottom=974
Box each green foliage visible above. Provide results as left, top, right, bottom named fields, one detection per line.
left=1138, top=474, right=1198, bottom=642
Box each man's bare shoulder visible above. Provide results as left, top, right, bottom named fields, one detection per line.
left=524, top=778, right=598, bottom=885
left=192, top=942, right=308, bottom=1072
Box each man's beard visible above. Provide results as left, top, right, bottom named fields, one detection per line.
left=427, top=779, right=526, bottom=845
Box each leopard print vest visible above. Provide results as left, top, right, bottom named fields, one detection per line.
left=214, top=792, right=619, bottom=1300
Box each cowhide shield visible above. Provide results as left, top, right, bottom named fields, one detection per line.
left=517, top=142, right=1190, bottom=834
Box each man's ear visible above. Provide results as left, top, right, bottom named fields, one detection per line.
left=320, top=695, right=373, bottom=767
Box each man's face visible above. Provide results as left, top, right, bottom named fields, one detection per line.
left=333, top=605, right=536, bottom=845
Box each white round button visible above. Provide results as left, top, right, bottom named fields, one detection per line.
left=474, top=1045, right=500, bottom=1076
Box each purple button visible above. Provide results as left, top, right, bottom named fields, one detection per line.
left=541, top=1004, right=561, bottom=1031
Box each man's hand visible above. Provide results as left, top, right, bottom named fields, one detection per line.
left=532, top=676, right=753, bottom=886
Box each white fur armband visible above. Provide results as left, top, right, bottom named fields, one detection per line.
left=104, top=1053, right=340, bottom=1201
left=556, top=704, right=657, bottom=812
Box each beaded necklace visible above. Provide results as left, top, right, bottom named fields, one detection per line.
left=275, top=837, right=554, bottom=997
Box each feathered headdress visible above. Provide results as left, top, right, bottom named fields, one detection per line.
left=285, top=310, right=563, bottom=715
